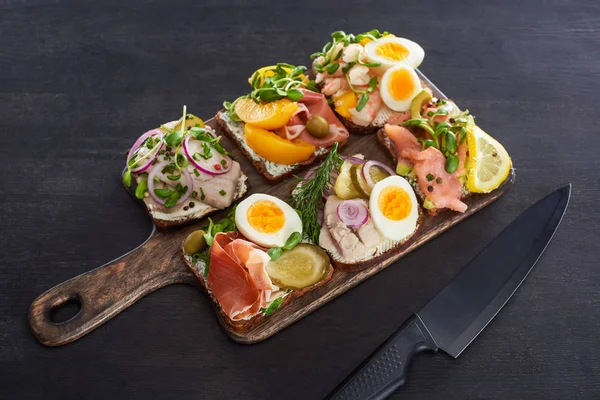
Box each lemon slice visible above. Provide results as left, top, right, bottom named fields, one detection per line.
left=466, top=121, right=512, bottom=193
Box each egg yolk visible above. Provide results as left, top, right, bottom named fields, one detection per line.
left=378, top=186, right=412, bottom=221
left=376, top=42, right=410, bottom=61
left=387, top=68, right=415, bottom=100
left=247, top=200, right=286, bottom=233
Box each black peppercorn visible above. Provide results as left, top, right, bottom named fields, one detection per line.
left=427, top=186, right=434, bottom=192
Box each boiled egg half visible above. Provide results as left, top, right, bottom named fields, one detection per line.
left=365, top=37, right=425, bottom=73
left=369, top=176, right=419, bottom=241
left=379, top=64, right=422, bottom=112
left=235, top=194, right=302, bottom=248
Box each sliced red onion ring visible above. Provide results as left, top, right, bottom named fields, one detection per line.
left=362, top=160, right=395, bottom=188
left=126, top=129, right=164, bottom=173
left=341, top=155, right=365, bottom=164
left=183, top=135, right=231, bottom=176
left=147, top=161, right=193, bottom=207
left=337, top=200, right=369, bottom=228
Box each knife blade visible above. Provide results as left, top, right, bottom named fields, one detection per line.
left=326, top=184, right=571, bottom=400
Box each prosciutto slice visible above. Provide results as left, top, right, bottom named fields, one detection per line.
left=207, top=232, right=276, bottom=320
left=274, top=89, right=349, bottom=148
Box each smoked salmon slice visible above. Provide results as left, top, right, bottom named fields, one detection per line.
left=401, top=147, right=468, bottom=213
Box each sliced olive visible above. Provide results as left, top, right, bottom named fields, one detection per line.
left=183, top=230, right=207, bottom=255
left=305, top=115, right=330, bottom=138
left=266, top=244, right=329, bottom=289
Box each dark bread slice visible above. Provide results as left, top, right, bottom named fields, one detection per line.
left=215, top=110, right=344, bottom=182
left=182, top=245, right=334, bottom=335
left=376, top=128, right=473, bottom=216
left=123, top=165, right=249, bottom=231
left=326, top=208, right=423, bottom=272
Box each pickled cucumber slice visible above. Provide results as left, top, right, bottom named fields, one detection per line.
left=334, top=160, right=364, bottom=200
left=266, top=244, right=330, bottom=289
left=350, top=164, right=371, bottom=197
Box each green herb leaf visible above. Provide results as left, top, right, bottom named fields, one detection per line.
left=424, top=139, right=438, bottom=149
left=193, top=169, right=200, bottom=177
left=289, top=143, right=343, bottom=244
left=355, top=93, right=369, bottom=112
left=359, top=60, right=382, bottom=68
left=342, top=61, right=356, bottom=74
left=175, top=152, right=189, bottom=169
left=283, top=231, right=302, bottom=251
left=426, top=173, right=434, bottom=182
left=325, top=62, right=340, bottom=75
left=135, top=177, right=147, bottom=198
left=200, top=187, right=205, bottom=200
left=167, top=174, right=181, bottom=181
left=267, top=247, right=283, bottom=261
left=259, top=88, right=283, bottom=102
left=164, top=130, right=183, bottom=146
left=122, top=169, right=132, bottom=187
left=154, top=188, right=173, bottom=198
left=286, top=89, right=304, bottom=101
left=261, top=297, right=283, bottom=316
left=367, top=76, right=378, bottom=92
left=444, top=131, right=458, bottom=153
left=331, top=30, right=346, bottom=40
left=219, top=189, right=226, bottom=196
left=445, top=154, right=459, bottom=174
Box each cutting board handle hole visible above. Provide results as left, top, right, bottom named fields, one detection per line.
left=49, top=296, right=82, bottom=324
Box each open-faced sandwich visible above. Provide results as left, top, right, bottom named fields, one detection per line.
left=311, top=29, right=427, bottom=135
left=378, top=99, right=512, bottom=215
left=289, top=145, right=421, bottom=270
left=182, top=193, right=333, bottom=329
left=216, top=63, right=349, bottom=182
left=122, top=107, right=248, bottom=229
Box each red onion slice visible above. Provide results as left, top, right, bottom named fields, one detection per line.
left=341, top=155, right=365, bottom=164
left=126, top=129, right=164, bottom=173
left=337, top=200, right=369, bottom=228
left=362, top=160, right=395, bottom=189
left=183, top=135, right=231, bottom=176
left=147, top=161, right=193, bottom=207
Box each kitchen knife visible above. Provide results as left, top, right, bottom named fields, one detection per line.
left=326, top=184, right=571, bottom=400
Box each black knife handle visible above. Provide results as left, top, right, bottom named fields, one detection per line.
left=326, top=315, right=438, bottom=400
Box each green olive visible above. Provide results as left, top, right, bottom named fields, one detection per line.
left=183, top=230, right=207, bottom=255
left=305, top=115, right=330, bottom=138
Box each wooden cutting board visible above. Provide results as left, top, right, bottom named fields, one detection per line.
left=29, top=73, right=515, bottom=346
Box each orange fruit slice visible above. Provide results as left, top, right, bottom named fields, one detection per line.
left=234, top=98, right=298, bottom=130
left=244, top=124, right=315, bottom=165
left=333, top=90, right=358, bottom=119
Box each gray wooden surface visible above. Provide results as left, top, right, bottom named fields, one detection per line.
left=1, top=0, right=598, bottom=398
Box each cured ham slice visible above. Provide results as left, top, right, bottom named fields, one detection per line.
left=275, top=89, right=349, bottom=148
left=207, top=232, right=276, bottom=320
left=401, top=147, right=467, bottom=213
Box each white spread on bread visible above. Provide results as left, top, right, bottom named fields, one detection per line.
left=218, top=111, right=328, bottom=178
left=318, top=195, right=401, bottom=264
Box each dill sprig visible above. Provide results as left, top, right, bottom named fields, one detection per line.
left=289, top=143, right=343, bottom=244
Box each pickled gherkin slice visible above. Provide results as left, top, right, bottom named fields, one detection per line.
left=266, top=244, right=330, bottom=289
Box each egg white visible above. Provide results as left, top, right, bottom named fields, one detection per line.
left=379, top=64, right=422, bottom=112
left=235, top=193, right=302, bottom=248
left=369, top=176, right=419, bottom=241
left=365, top=37, right=425, bottom=73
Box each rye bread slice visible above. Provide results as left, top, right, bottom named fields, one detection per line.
left=147, top=174, right=249, bottom=230
left=215, top=110, right=343, bottom=182
left=124, top=166, right=249, bottom=231
left=376, top=128, right=475, bottom=216
left=182, top=245, right=333, bottom=334
left=325, top=211, right=423, bottom=272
